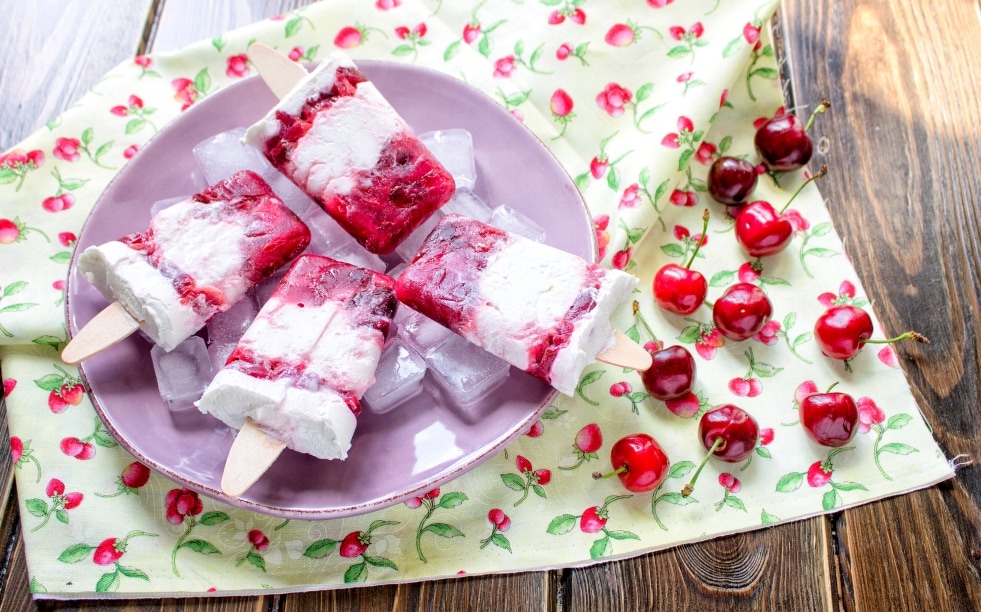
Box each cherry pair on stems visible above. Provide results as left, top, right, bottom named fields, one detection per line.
left=706, top=98, right=831, bottom=207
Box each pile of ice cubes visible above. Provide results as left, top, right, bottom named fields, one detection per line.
left=152, top=127, right=547, bottom=414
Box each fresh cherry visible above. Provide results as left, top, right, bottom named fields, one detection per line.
left=682, top=404, right=759, bottom=496
left=640, top=345, right=696, bottom=401
left=813, top=305, right=928, bottom=369
left=707, top=156, right=759, bottom=205
left=799, top=383, right=859, bottom=447
left=711, top=283, right=773, bottom=341
left=653, top=209, right=710, bottom=315
left=734, top=165, right=826, bottom=257
left=754, top=99, right=829, bottom=172
left=592, top=433, right=670, bottom=493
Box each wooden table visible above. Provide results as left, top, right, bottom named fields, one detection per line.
left=2, top=1, right=978, bottom=610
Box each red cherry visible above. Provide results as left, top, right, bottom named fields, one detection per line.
left=640, top=345, right=696, bottom=401
left=699, top=404, right=760, bottom=463
left=681, top=405, right=760, bottom=497
left=813, top=305, right=872, bottom=360
left=653, top=210, right=710, bottom=315
left=93, top=538, right=124, bottom=566
left=593, top=433, right=670, bottom=493
left=707, top=156, right=758, bottom=205
left=463, top=23, right=481, bottom=44
left=579, top=506, right=607, bottom=533
left=334, top=26, right=364, bottom=49
left=11, top=437, right=23, bottom=463
left=605, top=23, right=635, bottom=47
left=339, top=531, right=369, bottom=558
left=813, top=305, right=928, bottom=369
left=807, top=461, right=833, bottom=487
left=755, top=114, right=812, bottom=172
left=712, top=283, right=773, bottom=341
left=800, top=386, right=859, bottom=447
left=589, top=156, right=608, bottom=179
left=734, top=201, right=793, bottom=257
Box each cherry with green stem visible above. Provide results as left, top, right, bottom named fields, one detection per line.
left=653, top=209, right=710, bottom=315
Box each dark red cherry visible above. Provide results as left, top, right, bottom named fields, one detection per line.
left=800, top=388, right=859, bottom=447
left=640, top=345, right=696, bottom=401
left=707, top=156, right=759, bottom=206
left=712, top=283, right=773, bottom=341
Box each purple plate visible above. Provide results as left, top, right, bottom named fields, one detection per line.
left=67, top=60, right=596, bottom=519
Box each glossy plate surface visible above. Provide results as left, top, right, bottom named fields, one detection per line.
left=67, top=61, right=595, bottom=519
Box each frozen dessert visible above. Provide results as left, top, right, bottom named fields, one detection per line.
left=196, top=254, right=398, bottom=459
left=76, top=170, right=310, bottom=351
left=395, top=214, right=636, bottom=395
left=245, top=51, right=455, bottom=254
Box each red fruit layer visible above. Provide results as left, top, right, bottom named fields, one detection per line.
left=263, top=65, right=454, bottom=254
left=395, top=214, right=605, bottom=387
left=226, top=255, right=397, bottom=416
left=120, top=170, right=310, bottom=316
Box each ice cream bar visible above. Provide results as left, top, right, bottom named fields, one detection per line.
left=244, top=51, right=456, bottom=254
left=76, top=170, right=311, bottom=352
left=196, top=254, right=398, bottom=460
left=395, top=214, right=637, bottom=396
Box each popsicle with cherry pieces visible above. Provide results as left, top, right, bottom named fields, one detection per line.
left=195, top=254, right=398, bottom=495
left=64, top=170, right=310, bottom=363
left=395, top=214, right=647, bottom=396
left=244, top=50, right=456, bottom=254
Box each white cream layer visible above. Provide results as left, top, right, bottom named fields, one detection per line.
left=77, top=241, right=201, bottom=352
left=195, top=291, right=385, bottom=459
left=466, top=238, right=637, bottom=396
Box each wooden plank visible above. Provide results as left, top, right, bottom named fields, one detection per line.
left=0, top=0, right=154, bottom=151
left=565, top=519, right=835, bottom=610
left=147, top=0, right=313, bottom=53
left=779, top=0, right=981, bottom=609
left=283, top=573, right=555, bottom=612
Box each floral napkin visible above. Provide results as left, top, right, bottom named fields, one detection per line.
left=0, top=0, right=953, bottom=599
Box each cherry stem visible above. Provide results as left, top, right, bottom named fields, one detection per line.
left=681, top=437, right=725, bottom=498
left=864, top=331, right=930, bottom=345
left=825, top=381, right=840, bottom=393
left=592, top=465, right=627, bottom=481
left=683, top=209, right=711, bottom=269
left=804, top=98, right=831, bottom=132
left=632, top=300, right=659, bottom=343
left=779, top=164, right=827, bottom=214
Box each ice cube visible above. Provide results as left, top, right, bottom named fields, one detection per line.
left=443, top=191, right=492, bottom=222
left=424, top=334, right=510, bottom=407
left=395, top=211, right=442, bottom=262
left=206, top=295, right=258, bottom=345
left=149, top=195, right=185, bottom=218
left=207, top=341, right=236, bottom=370
left=419, top=129, right=476, bottom=192
left=252, top=269, right=286, bottom=305
left=304, top=210, right=354, bottom=256
left=363, top=340, right=427, bottom=414
left=193, top=128, right=273, bottom=185
left=150, top=336, right=214, bottom=410
left=490, top=204, right=547, bottom=243
left=396, top=307, right=452, bottom=356
left=267, top=172, right=320, bottom=218
left=328, top=241, right=386, bottom=272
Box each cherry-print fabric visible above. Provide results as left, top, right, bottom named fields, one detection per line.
left=0, top=0, right=953, bottom=599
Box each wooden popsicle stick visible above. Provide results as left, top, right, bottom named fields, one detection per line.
left=248, top=42, right=309, bottom=99
left=220, top=45, right=308, bottom=497
left=596, top=330, right=653, bottom=371
left=62, top=302, right=143, bottom=365
left=221, top=418, right=289, bottom=497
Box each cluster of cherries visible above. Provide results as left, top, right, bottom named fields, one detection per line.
left=591, top=102, right=927, bottom=495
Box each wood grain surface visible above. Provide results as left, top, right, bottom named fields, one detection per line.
left=1, top=0, right=978, bottom=610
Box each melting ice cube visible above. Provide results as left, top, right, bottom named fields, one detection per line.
left=490, top=204, right=547, bottom=243
left=193, top=128, right=273, bottom=186
left=420, top=128, right=476, bottom=192
left=363, top=339, right=427, bottom=414
left=150, top=335, right=214, bottom=410
left=424, top=334, right=510, bottom=407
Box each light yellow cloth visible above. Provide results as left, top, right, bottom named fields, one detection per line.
left=0, top=0, right=952, bottom=598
